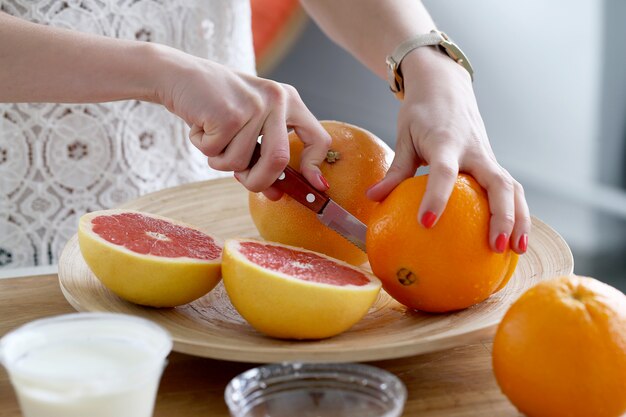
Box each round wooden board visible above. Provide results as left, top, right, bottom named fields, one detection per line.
left=58, top=178, right=574, bottom=363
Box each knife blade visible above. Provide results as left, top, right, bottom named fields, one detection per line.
left=248, top=142, right=367, bottom=252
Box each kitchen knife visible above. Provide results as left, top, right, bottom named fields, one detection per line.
left=248, top=142, right=367, bottom=252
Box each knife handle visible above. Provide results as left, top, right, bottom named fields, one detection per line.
left=250, top=142, right=330, bottom=213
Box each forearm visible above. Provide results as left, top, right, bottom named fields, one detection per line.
left=0, top=12, right=162, bottom=103
left=299, top=0, right=437, bottom=79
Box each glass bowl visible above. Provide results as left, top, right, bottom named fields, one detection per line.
left=225, top=362, right=407, bottom=417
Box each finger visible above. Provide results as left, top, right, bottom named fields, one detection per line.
left=296, top=124, right=332, bottom=191
left=188, top=124, right=203, bottom=148
left=235, top=172, right=285, bottom=201
left=261, top=185, right=284, bottom=201
left=207, top=119, right=262, bottom=172
left=510, top=180, right=531, bottom=254
left=188, top=121, right=234, bottom=157
left=366, top=129, right=420, bottom=201
left=417, top=153, right=460, bottom=229
left=470, top=161, right=516, bottom=253
left=284, top=84, right=332, bottom=191
left=236, top=109, right=290, bottom=193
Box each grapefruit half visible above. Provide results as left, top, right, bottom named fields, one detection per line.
left=222, top=238, right=382, bottom=339
left=78, top=209, right=223, bottom=307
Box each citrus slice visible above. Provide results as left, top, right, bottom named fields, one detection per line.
left=222, top=238, right=382, bottom=339
left=78, top=209, right=222, bottom=307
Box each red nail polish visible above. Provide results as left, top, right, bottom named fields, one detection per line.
left=319, top=174, right=330, bottom=189
left=518, top=234, right=528, bottom=252
left=496, top=233, right=509, bottom=252
left=421, top=211, right=437, bottom=229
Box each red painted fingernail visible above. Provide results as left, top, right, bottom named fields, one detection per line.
left=518, top=234, right=528, bottom=252
left=319, top=174, right=330, bottom=190
left=421, top=211, right=437, bottom=229
left=496, top=233, right=509, bottom=252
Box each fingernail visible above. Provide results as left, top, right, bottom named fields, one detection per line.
left=518, top=234, right=528, bottom=252
left=319, top=174, right=330, bottom=190
left=421, top=211, right=437, bottom=229
left=496, top=233, right=509, bottom=252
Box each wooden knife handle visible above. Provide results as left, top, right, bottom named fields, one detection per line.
left=250, top=142, right=329, bottom=213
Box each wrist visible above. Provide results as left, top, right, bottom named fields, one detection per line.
left=385, top=31, right=473, bottom=99
left=400, top=45, right=472, bottom=93
left=142, top=42, right=210, bottom=113
left=135, top=42, right=177, bottom=104
left=90, top=39, right=168, bottom=104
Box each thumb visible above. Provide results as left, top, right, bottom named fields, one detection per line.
left=366, top=133, right=420, bottom=201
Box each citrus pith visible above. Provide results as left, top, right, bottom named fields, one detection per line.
left=221, top=238, right=381, bottom=339
left=78, top=209, right=222, bottom=307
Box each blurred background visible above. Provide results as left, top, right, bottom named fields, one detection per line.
left=256, top=0, right=626, bottom=291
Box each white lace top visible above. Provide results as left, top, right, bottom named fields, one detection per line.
left=0, top=0, right=256, bottom=269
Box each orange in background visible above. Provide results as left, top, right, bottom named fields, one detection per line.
left=493, top=275, right=626, bottom=417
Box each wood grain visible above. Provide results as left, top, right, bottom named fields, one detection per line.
left=0, top=275, right=525, bottom=417
left=57, top=178, right=574, bottom=363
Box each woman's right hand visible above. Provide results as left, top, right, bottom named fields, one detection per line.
left=0, top=13, right=329, bottom=201
left=150, top=44, right=332, bottom=199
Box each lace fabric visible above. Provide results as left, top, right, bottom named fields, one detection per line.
left=0, top=0, right=256, bottom=268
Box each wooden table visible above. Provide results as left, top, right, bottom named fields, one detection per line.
left=0, top=274, right=522, bottom=417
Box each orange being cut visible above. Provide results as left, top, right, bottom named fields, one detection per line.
left=366, top=174, right=518, bottom=313
left=249, top=120, right=392, bottom=266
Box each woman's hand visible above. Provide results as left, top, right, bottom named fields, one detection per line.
left=151, top=45, right=331, bottom=200
left=367, top=47, right=530, bottom=254
left=0, top=13, right=329, bottom=200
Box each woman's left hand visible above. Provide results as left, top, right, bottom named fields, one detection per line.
left=367, top=46, right=530, bottom=255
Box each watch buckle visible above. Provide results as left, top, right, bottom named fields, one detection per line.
left=385, top=55, right=404, bottom=99
left=434, top=30, right=474, bottom=80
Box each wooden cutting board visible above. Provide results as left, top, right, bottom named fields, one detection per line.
left=58, top=178, right=574, bottom=363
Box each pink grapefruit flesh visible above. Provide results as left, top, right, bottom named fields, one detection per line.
left=222, top=238, right=381, bottom=339
left=91, top=212, right=221, bottom=260
left=238, top=241, right=370, bottom=286
left=78, top=209, right=223, bottom=307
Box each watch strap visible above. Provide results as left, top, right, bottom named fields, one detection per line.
left=386, top=30, right=474, bottom=100
left=389, top=31, right=443, bottom=65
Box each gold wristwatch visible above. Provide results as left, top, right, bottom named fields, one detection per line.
left=385, top=30, right=474, bottom=100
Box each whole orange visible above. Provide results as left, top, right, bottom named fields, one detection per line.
left=366, top=174, right=518, bottom=312
left=249, top=120, right=392, bottom=265
left=493, top=275, right=626, bottom=417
